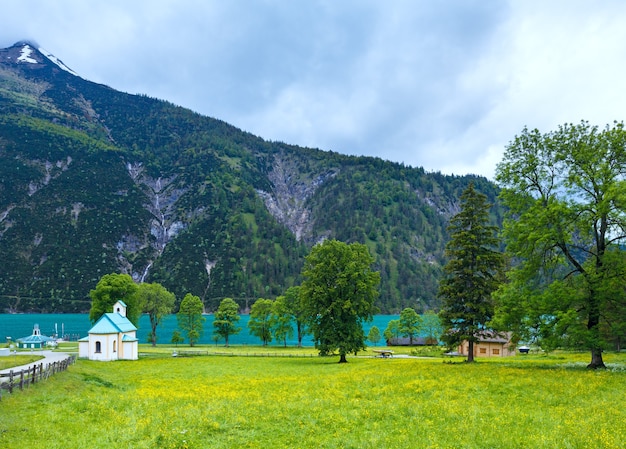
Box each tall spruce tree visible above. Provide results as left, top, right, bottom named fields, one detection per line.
left=438, top=183, right=503, bottom=362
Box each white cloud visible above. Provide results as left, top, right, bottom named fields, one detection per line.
left=2, top=1, right=626, bottom=179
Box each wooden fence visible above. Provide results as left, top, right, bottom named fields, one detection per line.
left=0, top=355, right=76, bottom=400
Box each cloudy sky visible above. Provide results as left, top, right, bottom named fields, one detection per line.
left=2, top=1, right=626, bottom=179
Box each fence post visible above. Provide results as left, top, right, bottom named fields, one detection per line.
left=9, top=370, right=14, bottom=393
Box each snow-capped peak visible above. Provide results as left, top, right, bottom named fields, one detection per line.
left=12, top=41, right=79, bottom=77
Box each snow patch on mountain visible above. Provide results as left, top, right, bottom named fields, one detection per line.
left=17, top=45, right=37, bottom=64
left=38, top=46, right=79, bottom=76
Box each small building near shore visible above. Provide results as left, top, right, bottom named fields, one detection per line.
left=457, top=331, right=515, bottom=358
left=16, top=324, right=55, bottom=349
left=78, top=301, right=138, bottom=361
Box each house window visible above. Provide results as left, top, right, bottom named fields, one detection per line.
left=95, top=341, right=101, bottom=353
left=493, top=348, right=500, bottom=355
left=479, top=347, right=487, bottom=354
left=113, top=341, right=116, bottom=353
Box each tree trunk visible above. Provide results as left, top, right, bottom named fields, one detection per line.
left=467, top=340, right=475, bottom=363
left=339, top=353, right=348, bottom=363
left=587, top=294, right=606, bottom=369
left=150, top=319, right=158, bottom=347
left=588, top=347, right=606, bottom=369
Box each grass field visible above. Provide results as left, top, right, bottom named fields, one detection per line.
left=1, top=348, right=625, bottom=449
left=0, top=354, right=43, bottom=370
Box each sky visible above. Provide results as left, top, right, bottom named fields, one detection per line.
left=2, top=1, right=626, bottom=180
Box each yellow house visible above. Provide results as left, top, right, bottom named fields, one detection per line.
left=457, top=332, right=515, bottom=358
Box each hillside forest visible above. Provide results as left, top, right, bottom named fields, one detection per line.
left=0, top=42, right=501, bottom=314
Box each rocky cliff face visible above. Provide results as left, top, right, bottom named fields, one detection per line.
left=120, top=162, right=188, bottom=281
left=257, top=152, right=337, bottom=242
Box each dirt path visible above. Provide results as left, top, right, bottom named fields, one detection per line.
left=0, top=350, right=71, bottom=382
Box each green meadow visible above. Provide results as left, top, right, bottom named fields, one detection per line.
left=0, top=354, right=43, bottom=371
left=1, top=348, right=625, bottom=449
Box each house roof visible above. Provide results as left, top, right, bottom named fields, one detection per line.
left=475, top=331, right=511, bottom=344
left=447, top=329, right=512, bottom=344
left=17, top=334, right=54, bottom=344
left=89, top=313, right=137, bottom=334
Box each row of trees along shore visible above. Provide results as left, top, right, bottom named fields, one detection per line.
left=89, top=121, right=626, bottom=368
left=88, top=240, right=381, bottom=363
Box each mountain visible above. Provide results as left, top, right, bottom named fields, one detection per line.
left=0, top=41, right=501, bottom=314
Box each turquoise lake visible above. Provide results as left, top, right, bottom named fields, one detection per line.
left=0, top=313, right=399, bottom=347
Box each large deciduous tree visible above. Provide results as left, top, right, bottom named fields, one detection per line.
left=89, top=273, right=141, bottom=326
left=213, top=298, right=241, bottom=346
left=248, top=298, right=274, bottom=346
left=383, top=319, right=401, bottom=344
left=367, top=325, right=381, bottom=346
left=177, top=293, right=205, bottom=347
left=399, top=307, right=422, bottom=345
left=271, top=295, right=295, bottom=347
left=421, top=310, right=443, bottom=345
left=495, top=121, right=626, bottom=369
left=282, top=286, right=307, bottom=347
left=438, top=183, right=504, bottom=362
left=301, top=239, right=380, bottom=363
left=138, top=282, right=176, bottom=347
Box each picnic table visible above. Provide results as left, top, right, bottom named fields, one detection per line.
left=373, top=349, right=394, bottom=358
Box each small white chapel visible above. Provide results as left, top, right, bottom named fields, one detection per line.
left=79, top=300, right=139, bottom=361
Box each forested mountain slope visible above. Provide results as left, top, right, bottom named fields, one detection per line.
left=0, top=41, right=501, bottom=313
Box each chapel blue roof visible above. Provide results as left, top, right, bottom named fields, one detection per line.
left=89, top=313, right=137, bottom=334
